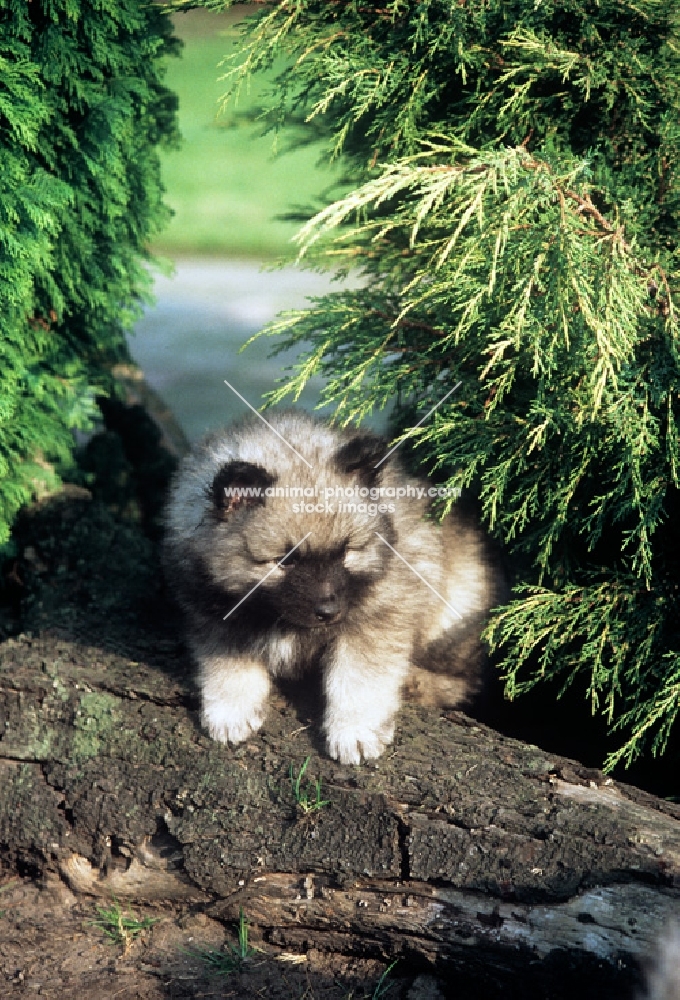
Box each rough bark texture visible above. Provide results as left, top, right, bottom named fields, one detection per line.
left=0, top=418, right=678, bottom=1000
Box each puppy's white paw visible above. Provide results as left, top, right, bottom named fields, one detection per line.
left=202, top=700, right=266, bottom=745
left=199, top=659, right=270, bottom=746
left=325, top=720, right=395, bottom=765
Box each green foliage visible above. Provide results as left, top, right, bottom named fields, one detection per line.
left=91, top=899, right=158, bottom=952
left=203, top=0, right=680, bottom=768
left=0, top=0, right=178, bottom=547
left=289, top=755, right=330, bottom=814
left=191, top=907, right=257, bottom=975
left=371, top=960, right=398, bottom=999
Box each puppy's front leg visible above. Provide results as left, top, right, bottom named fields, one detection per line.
left=323, top=639, right=408, bottom=765
left=198, top=654, right=271, bottom=744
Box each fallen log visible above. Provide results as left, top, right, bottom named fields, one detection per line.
left=1, top=628, right=679, bottom=995
left=0, top=453, right=678, bottom=999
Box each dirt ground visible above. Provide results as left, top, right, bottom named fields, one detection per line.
left=0, top=874, right=439, bottom=1000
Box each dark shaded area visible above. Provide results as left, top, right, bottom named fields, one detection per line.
left=0, top=396, right=185, bottom=670
left=484, top=672, right=680, bottom=803
left=93, top=396, right=181, bottom=540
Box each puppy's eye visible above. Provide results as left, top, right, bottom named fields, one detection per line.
left=278, top=551, right=300, bottom=568
left=345, top=540, right=367, bottom=553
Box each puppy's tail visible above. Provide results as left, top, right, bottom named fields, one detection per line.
left=404, top=663, right=484, bottom=709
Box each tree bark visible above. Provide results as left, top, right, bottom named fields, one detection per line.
left=1, top=629, right=679, bottom=992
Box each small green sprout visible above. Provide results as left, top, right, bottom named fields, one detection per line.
left=91, top=898, right=158, bottom=953
left=372, top=960, right=398, bottom=999
left=290, top=756, right=330, bottom=814
left=191, top=907, right=257, bottom=975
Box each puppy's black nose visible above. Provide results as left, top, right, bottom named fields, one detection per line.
left=314, top=599, right=341, bottom=623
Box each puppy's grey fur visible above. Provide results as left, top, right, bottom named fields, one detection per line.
left=163, top=411, right=501, bottom=764
left=641, top=924, right=680, bottom=1000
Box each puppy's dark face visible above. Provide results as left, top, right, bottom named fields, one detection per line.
left=269, top=546, right=369, bottom=629
left=228, top=519, right=395, bottom=630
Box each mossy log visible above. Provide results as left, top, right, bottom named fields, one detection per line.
left=1, top=633, right=679, bottom=997
left=0, top=475, right=678, bottom=999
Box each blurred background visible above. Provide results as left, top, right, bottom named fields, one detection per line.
left=128, top=7, right=364, bottom=442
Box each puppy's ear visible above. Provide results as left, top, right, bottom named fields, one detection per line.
left=334, top=433, right=389, bottom=483
left=212, top=461, right=276, bottom=517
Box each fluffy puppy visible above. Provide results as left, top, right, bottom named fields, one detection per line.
left=163, top=410, right=501, bottom=764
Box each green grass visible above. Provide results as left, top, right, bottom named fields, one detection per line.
left=190, top=907, right=258, bottom=975
left=371, top=960, right=398, bottom=999
left=153, top=9, right=342, bottom=259
left=289, top=755, right=331, bottom=815
left=91, top=899, right=159, bottom=954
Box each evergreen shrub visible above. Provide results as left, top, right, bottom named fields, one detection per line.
left=210, top=0, right=680, bottom=768
left=0, top=0, right=178, bottom=547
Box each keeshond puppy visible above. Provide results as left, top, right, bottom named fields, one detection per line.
left=163, top=411, right=502, bottom=764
